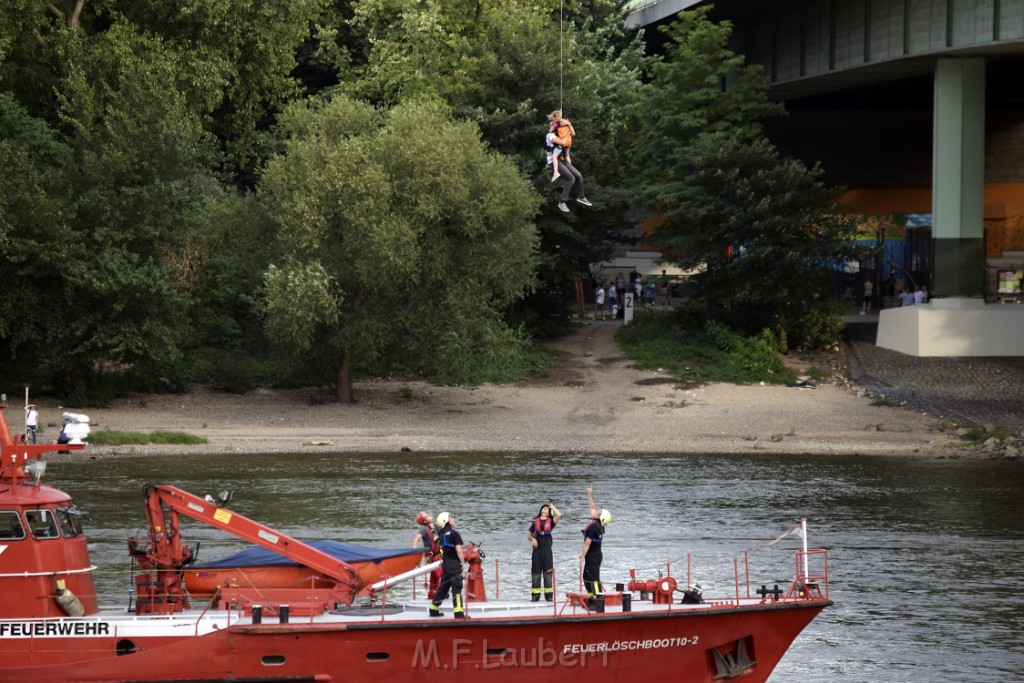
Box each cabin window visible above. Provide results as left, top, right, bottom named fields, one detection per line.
left=25, top=509, right=60, bottom=539
left=0, top=511, right=26, bottom=540
left=56, top=506, right=85, bottom=537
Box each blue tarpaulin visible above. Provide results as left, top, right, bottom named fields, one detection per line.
left=191, top=540, right=425, bottom=569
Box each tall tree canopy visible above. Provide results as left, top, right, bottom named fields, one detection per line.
left=260, top=96, right=539, bottom=402
left=2, top=1, right=694, bottom=399
left=631, top=8, right=861, bottom=348
left=0, top=1, right=317, bottom=395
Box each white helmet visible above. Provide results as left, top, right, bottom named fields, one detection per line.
left=599, top=509, right=612, bottom=525
left=436, top=511, right=451, bottom=528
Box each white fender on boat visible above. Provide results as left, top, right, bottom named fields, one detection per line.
left=56, top=584, right=85, bottom=617
left=369, top=560, right=442, bottom=593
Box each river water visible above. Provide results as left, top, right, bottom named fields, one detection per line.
left=51, top=451, right=1024, bottom=683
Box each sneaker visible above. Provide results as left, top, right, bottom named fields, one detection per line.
left=551, top=171, right=560, bottom=182
left=576, top=197, right=592, bottom=207
left=557, top=202, right=570, bottom=213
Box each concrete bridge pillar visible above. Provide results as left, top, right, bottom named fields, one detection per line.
left=932, top=57, right=986, bottom=299
left=877, top=57, right=1024, bottom=357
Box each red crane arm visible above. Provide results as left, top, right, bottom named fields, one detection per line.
left=141, top=483, right=360, bottom=595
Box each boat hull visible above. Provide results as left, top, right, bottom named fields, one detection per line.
left=0, top=600, right=829, bottom=683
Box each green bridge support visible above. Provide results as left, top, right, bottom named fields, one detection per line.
left=932, top=57, right=986, bottom=299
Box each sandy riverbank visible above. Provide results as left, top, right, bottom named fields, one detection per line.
left=29, top=323, right=967, bottom=459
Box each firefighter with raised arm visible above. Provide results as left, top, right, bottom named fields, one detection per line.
left=580, top=487, right=611, bottom=607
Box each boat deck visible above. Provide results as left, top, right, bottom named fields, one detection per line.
left=52, top=594, right=828, bottom=638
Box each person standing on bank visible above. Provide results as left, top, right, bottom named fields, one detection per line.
left=429, top=512, right=466, bottom=618
left=861, top=279, right=874, bottom=314
left=594, top=283, right=606, bottom=320
left=545, top=112, right=592, bottom=213
left=528, top=502, right=562, bottom=602
left=25, top=405, right=38, bottom=445
left=579, top=487, right=611, bottom=605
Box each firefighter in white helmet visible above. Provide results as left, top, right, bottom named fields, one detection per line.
left=429, top=512, right=466, bottom=618
left=580, top=487, right=611, bottom=606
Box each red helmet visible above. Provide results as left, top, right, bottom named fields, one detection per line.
left=416, top=511, right=429, bottom=525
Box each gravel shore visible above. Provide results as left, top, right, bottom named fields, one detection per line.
left=27, top=323, right=973, bottom=460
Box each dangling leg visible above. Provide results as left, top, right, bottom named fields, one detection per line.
left=559, top=161, right=591, bottom=206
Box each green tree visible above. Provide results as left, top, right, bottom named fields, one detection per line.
left=0, top=94, right=75, bottom=369
left=631, top=9, right=861, bottom=348
left=260, top=96, right=539, bottom=402
left=1, top=2, right=308, bottom=394
left=661, top=135, right=860, bottom=348
left=341, top=0, right=646, bottom=333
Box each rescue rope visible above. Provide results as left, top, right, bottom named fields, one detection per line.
left=559, top=0, right=564, bottom=112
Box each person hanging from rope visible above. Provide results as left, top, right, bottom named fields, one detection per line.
left=546, top=111, right=572, bottom=181
left=545, top=110, right=592, bottom=213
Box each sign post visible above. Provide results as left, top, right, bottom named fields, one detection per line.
left=624, top=293, right=634, bottom=325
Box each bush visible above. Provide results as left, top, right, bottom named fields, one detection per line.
left=88, top=429, right=207, bottom=446
left=618, top=310, right=795, bottom=385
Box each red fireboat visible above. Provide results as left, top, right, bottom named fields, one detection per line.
left=0, top=400, right=832, bottom=683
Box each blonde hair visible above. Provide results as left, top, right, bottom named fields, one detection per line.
left=547, top=110, right=562, bottom=122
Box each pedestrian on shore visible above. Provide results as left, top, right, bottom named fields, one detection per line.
left=594, top=284, right=606, bottom=320
left=658, top=270, right=671, bottom=306
left=25, top=405, right=38, bottom=445
left=429, top=512, right=466, bottom=618
left=861, top=279, right=874, bottom=314
left=580, top=487, right=611, bottom=606
left=529, top=502, right=562, bottom=602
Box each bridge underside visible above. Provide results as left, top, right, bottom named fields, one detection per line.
left=627, top=0, right=1024, bottom=356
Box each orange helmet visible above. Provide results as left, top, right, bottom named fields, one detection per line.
left=416, top=511, right=430, bottom=525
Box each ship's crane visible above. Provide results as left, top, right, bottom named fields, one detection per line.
left=129, top=483, right=361, bottom=614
